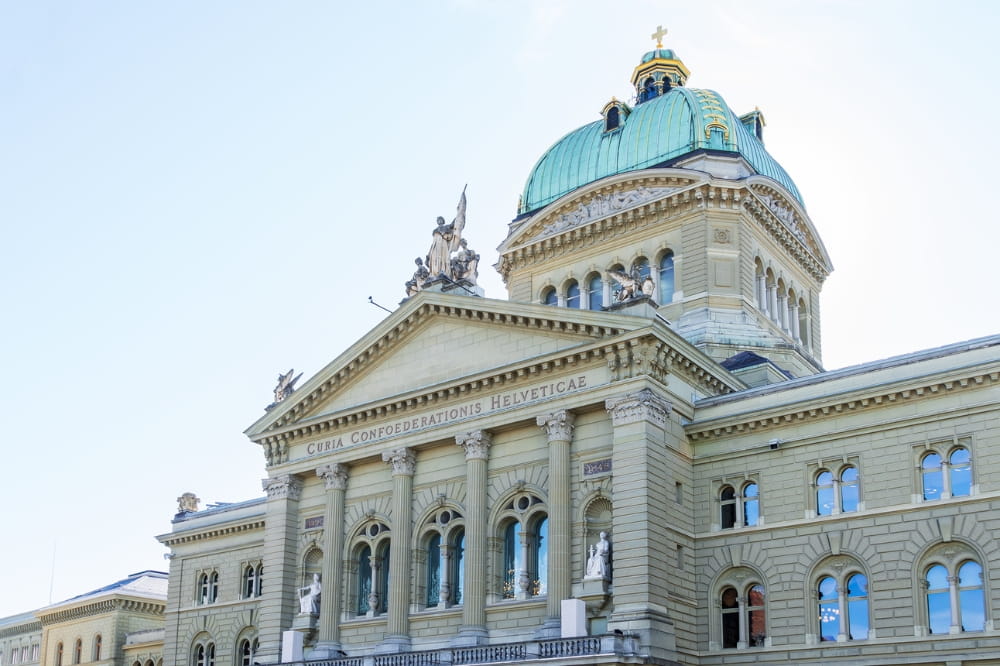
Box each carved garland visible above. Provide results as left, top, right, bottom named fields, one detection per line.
left=686, top=369, right=1000, bottom=443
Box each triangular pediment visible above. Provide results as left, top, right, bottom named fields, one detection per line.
left=245, top=291, right=642, bottom=439
left=747, top=179, right=833, bottom=271
left=500, top=169, right=706, bottom=253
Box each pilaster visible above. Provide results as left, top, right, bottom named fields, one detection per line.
left=256, top=475, right=303, bottom=665
left=604, top=389, right=678, bottom=661
left=535, top=410, right=574, bottom=638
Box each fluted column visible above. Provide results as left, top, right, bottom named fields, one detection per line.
left=454, top=431, right=492, bottom=646
left=536, top=410, right=574, bottom=637
left=315, top=464, right=349, bottom=655
left=379, top=448, right=415, bottom=653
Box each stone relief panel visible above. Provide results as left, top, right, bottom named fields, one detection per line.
left=535, top=186, right=681, bottom=239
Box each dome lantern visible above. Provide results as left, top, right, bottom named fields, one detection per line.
left=632, top=25, right=689, bottom=103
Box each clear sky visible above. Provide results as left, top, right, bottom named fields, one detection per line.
left=1, top=1, right=998, bottom=618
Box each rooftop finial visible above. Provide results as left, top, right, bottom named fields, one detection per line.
left=651, top=25, right=667, bottom=48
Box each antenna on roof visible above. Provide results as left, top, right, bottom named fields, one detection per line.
left=368, top=296, right=393, bottom=314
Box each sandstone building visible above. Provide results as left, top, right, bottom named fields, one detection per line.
left=156, top=32, right=1000, bottom=666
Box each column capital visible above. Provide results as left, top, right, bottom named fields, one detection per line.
left=456, top=431, right=493, bottom=460
left=261, top=474, right=303, bottom=500
left=316, top=463, right=349, bottom=490
left=605, top=389, right=672, bottom=427
left=382, top=447, right=416, bottom=476
left=536, top=410, right=575, bottom=442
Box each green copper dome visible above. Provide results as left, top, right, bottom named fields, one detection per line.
left=519, top=86, right=803, bottom=215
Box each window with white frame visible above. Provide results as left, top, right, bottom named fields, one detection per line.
left=713, top=570, right=767, bottom=649
left=917, top=439, right=973, bottom=501
left=922, top=547, right=986, bottom=634
left=813, top=562, right=869, bottom=642
left=717, top=478, right=761, bottom=529
left=242, top=562, right=263, bottom=598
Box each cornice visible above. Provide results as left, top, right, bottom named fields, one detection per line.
left=686, top=367, right=1000, bottom=443
left=159, top=517, right=266, bottom=547
left=744, top=183, right=831, bottom=281
left=0, top=622, right=41, bottom=638
left=255, top=299, right=627, bottom=438
left=257, top=327, right=740, bottom=465
left=37, top=598, right=164, bottom=626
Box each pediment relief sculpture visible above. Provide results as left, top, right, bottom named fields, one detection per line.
left=533, top=185, right=680, bottom=241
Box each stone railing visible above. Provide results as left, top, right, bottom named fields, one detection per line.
left=291, top=633, right=637, bottom=666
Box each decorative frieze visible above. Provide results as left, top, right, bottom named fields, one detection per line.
left=262, top=475, right=302, bottom=500
left=316, top=463, right=349, bottom=490
left=456, top=430, right=492, bottom=460
left=382, top=447, right=416, bottom=476
left=536, top=410, right=575, bottom=442
left=605, top=389, right=673, bottom=427
left=535, top=186, right=681, bottom=239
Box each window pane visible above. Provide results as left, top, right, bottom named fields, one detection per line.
left=818, top=599, right=838, bottom=641
left=927, top=591, right=950, bottom=634
left=951, top=449, right=972, bottom=497
left=452, top=530, right=465, bottom=605
left=847, top=598, right=869, bottom=640
left=816, top=486, right=834, bottom=516
left=633, top=258, right=650, bottom=280
left=503, top=522, right=517, bottom=598
left=960, top=589, right=985, bottom=632
left=923, top=469, right=943, bottom=501
left=926, top=565, right=948, bottom=590
left=846, top=574, right=867, bottom=597
left=841, top=483, right=859, bottom=513
left=744, top=498, right=759, bottom=527
left=950, top=448, right=970, bottom=465
left=426, top=534, right=441, bottom=606
left=588, top=276, right=603, bottom=310
left=534, top=518, right=548, bottom=596
left=566, top=281, right=580, bottom=308
left=543, top=288, right=557, bottom=306
left=659, top=253, right=674, bottom=302
left=721, top=588, right=739, bottom=648
left=720, top=502, right=735, bottom=529
left=358, top=545, right=372, bottom=614
left=818, top=576, right=837, bottom=600
left=841, top=467, right=858, bottom=483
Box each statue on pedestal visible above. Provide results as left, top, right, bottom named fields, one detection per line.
left=299, top=574, right=321, bottom=615
left=426, top=186, right=467, bottom=278
left=585, top=532, right=611, bottom=580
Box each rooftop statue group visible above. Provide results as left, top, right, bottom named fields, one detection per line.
left=406, top=187, right=480, bottom=297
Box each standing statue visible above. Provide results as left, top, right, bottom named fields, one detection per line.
left=426, top=186, right=467, bottom=278
left=585, top=532, right=611, bottom=579
left=299, top=573, right=321, bottom=615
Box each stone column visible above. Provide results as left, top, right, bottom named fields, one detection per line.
left=789, top=302, right=801, bottom=341
left=736, top=595, right=749, bottom=649
left=602, top=277, right=612, bottom=308
left=439, top=544, right=452, bottom=609
left=378, top=448, right=415, bottom=653
left=454, top=431, right=492, bottom=646
left=314, top=464, right=349, bottom=656
left=768, top=285, right=778, bottom=322
left=947, top=575, right=962, bottom=634
left=757, top=275, right=767, bottom=313
left=256, top=475, right=303, bottom=665
left=536, top=411, right=574, bottom=638
left=836, top=583, right=848, bottom=642
left=605, top=389, right=677, bottom=662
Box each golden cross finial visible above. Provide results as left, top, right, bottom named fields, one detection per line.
left=651, top=25, right=667, bottom=48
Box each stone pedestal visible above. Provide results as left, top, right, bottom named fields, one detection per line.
left=281, top=631, right=303, bottom=664
left=572, top=577, right=611, bottom=614
left=561, top=599, right=587, bottom=638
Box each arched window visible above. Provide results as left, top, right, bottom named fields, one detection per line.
left=950, top=448, right=972, bottom=496
left=658, top=251, right=674, bottom=304
left=451, top=528, right=465, bottom=605
left=73, top=639, right=81, bottom=665
left=718, top=581, right=767, bottom=648
left=816, top=471, right=835, bottom=516
left=565, top=280, right=580, bottom=309
left=922, top=452, right=943, bottom=500
left=816, top=465, right=861, bottom=516
left=242, top=563, right=262, bottom=599
left=93, top=635, right=102, bottom=661
left=817, top=572, right=869, bottom=641
left=742, top=483, right=759, bottom=527
left=357, top=544, right=372, bottom=614
left=541, top=287, right=557, bottom=306
left=426, top=533, right=441, bottom=606
left=209, top=571, right=219, bottom=602
left=587, top=274, right=603, bottom=310
left=720, top=486, right=736, bottom=529
left=238, top=638, right=255, bottom=666
left=926, top=559, right=985, bottom=634
left=798, top=297, right=809, bottom=347
left=605, top=106, right=620, bottom=132
left=55, top=644, right=63, bottom=666
left=632, top=257, right=650, bottom=280
left=840, top=466, right=860, bottom=512
left=497, top=493, right=547, bottom=601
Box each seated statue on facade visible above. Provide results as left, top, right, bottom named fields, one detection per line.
left=405, top=257, right=431, bottom=297
left=585, top=532, right=611, bottom=579
left=450, top=238, right=480, bottom=285
left=299, top=574, right=321, bottom=615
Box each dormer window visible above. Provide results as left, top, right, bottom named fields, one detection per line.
left=605, top=106, right=620, bottom=132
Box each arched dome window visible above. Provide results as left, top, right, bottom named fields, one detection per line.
left=605, top=106, right=620, bottom=132
left=566, top=280, right=580, bottom=309
left=658, top=252, right=674, bottom=303
left=541, top=287, right=557, bottom=307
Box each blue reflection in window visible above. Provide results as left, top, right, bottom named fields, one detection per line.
left=743, top=483, right=759, bottom=526
left=659, top=252, right=674, bottom=303
left=358, top=545, right=372, bottom=614
left=840, top=467, right=859, bottom=512
left=542, top=288, right=557, bottom=306
left=502, top=522, right=517, bottom=599
left=452, top=530, right=465, bottom=605
left=846, top=574, right=869, bottom=640
left=566, top=281, right=580, bottom=309
left=816, top=471, right=834, bottom=516
left=922, top=453, right=943, bottom=500
left=534, top=518, right=548, bottom=596
left=926, top=565, right=950, bottom=634
left=950, top=448, right=972, bottom=497
left=959, top=561, right=985, bottom=632
left=817, top=576, right=838, bottom=641
left=588, top=275, right=603, bottom=310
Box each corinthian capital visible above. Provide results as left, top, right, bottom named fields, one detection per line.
left=382, top=447, right=416, bottom=476
left=316, top=463, right=349, bottom=490
left=605, top=389, right=672, bottom=427
left=261, top=475, right=303, bottom=500
left=456, top=430, right=493, bottom=460
left=536, top=410, right=575, bottom=442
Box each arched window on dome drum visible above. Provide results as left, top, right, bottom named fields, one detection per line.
left=542, top=287, right=557, bottom=307
left=588, top=274, right=603, bottom=310
left=643, top=77, right=656, bottom=102
left=659, top=252, right=674, bottom=303
left=633, top=257, right=650, bottom=280
left=566, top=280, right=580, bottom=309
left=605, top=106, right=620, bottom=132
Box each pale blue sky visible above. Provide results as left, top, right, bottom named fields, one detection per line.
left=1, top=1, right=998, bottom=617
